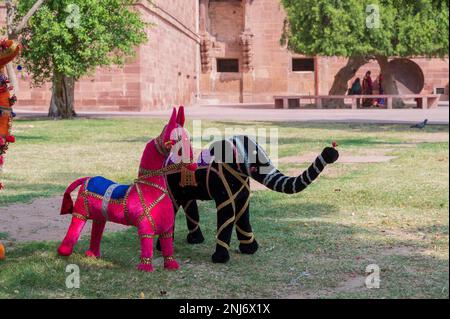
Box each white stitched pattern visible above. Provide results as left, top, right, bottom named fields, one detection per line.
left=300, top=175, right=308, bottom=187
left=306, top=170, right=312, bottom=183
left=281, top=177, right=290, bottom=193
left=273, top=175, right=286, bottom=190
left=263, top=170, right=280, bottom=186
left=292, top=176, right=299, bottom=192
left=318, top=154, right=327, bottom=168
left=313, top=162, right=321, bottom=175
left=262, top=167, right=277, bottom=185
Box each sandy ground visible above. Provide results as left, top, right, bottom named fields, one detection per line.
left=0, top=196, right=127, bottom=244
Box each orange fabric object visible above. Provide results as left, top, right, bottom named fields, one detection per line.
left=0, top=85, right=12, bottom=138
left=0, top=39, right=19, bottom=190
left=0, top=242, right=5, bottom=260
left=0, top=40, right=20, bottom=66
left=0, top=116, right=10, bottom=138
left=0, top=39, right=19, bottom=139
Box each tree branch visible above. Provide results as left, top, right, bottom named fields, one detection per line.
left=8, top=0, right=45, bottom=39
left=4, top=0, right=45, bottom=95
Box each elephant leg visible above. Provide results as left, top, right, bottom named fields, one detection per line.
left=212, top=203, right=235, bottom=264
left=235, top=194, right=258, bottom=255
left=184, top=200, right=205, bottom=244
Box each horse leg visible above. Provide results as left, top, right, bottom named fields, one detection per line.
left=58, top=215, right=87, bottom=257
left=137, top=223, right=155, bottom=272
left=85, top=220, right=106, bottom=258
left=159, top=231, right=179, bottom=270
left=156, top=206, right=177, bottom=252
left=185, top=200, right=205, bottom=244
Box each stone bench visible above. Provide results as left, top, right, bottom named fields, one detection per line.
left=274, top=94, right=441, bottom=109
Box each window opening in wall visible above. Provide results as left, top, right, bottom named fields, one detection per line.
left=217, top=59, right=239, bottom=73
left=292, top=58, right=315, bottom=72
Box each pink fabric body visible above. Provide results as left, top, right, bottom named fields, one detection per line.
left=71, top=140, right=174, bottom=235
left=58, top=107, right=188, bottom=271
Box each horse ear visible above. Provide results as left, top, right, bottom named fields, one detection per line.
left=164, top=107, right=177, bottom=140
left=168, top=107, right=177, bottom=127
left=176, top=106, right=185, bottom=127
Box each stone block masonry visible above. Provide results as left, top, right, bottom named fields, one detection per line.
left=1, top=0, right=448, bottom=112
left=1, top=0, right=200, bottom=112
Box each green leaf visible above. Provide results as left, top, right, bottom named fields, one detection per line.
left=281, top=0, right=449, bottom=58
left=16, top=0, right=149, bottom=86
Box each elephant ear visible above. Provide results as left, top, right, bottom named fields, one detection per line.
left=176, top=106, right=185, bottom=127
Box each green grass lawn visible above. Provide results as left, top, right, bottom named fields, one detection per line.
left=0, top=118, right=448, bottom=299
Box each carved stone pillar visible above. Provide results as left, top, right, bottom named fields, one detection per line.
left=241, top=0, right=254, bottom=102
left=199, top=0, right=209, bottom=33
left=199, top=0, right=212, bottom=73
left=240, top=30, right=254, bottom=72
left=200, top=34, right=212, bottom=73
left=243, top=0, right=252, bottom=24
left=241, top=0, right=254, bottom=72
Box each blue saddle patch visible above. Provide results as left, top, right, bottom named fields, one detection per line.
left=86, top=176, right=130, bottom=200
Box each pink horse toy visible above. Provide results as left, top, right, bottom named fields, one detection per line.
left=58, top=106, right=196, bottom=272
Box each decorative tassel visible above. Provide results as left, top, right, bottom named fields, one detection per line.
left=179, top=165, right=197, bottom=187
left=9, top=94, right=17, bottom=106
left=0, top=155, right=4, bottom=191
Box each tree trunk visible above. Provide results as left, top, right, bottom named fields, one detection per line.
left=49, top=72, right=76, bottom=119
left=376, top=55, right=405, bottom=108
left=324, top=56, right=369, bottom=108
left=48, top=86, right=59, bottom=118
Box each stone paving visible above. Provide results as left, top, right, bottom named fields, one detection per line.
left=16, top=104, right=449, bottom=124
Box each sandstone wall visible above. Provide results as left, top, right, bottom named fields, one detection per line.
left=199, top=0, right=449, bottom=103
left=244, top=0, right=316, bottom=102
left=1, top=0, right=448, bottom=111
left=1, top=0, right=200, bottom=112
left=138, top=1, right=199, bottom=111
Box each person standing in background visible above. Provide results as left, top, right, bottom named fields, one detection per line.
left=349, top=78, right=362, bottom=108
left=362, top=71, right=373, bottom=107
left=376, top=74, right=386, bottom=108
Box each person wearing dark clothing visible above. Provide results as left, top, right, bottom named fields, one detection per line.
left=362, top=71, right=374, bottom=107
left=376, top=74, right=386, bottom=108
left=349, top=78, right=362, bottom=95
left=349, top=78, right=362, bottom=108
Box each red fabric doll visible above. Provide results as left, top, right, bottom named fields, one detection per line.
left=0, top=39, right=20, bottom=190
